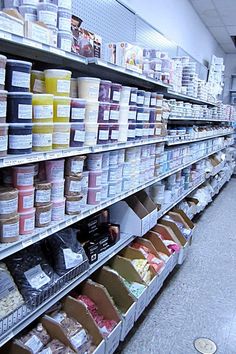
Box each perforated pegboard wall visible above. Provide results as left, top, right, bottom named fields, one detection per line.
left=72, top=0, right=136, bottom=58
left=135, top=16, right=178, bottom=57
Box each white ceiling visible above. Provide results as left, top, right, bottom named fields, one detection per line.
left=190, top=0, right=236, bottom=53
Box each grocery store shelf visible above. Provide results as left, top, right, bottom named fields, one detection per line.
left=167, top=131, right=234, bottom=146
left=0, top=137, right=167, bottom=168
left=0, top=142, right=231, bottom=261
left=168, top=117, right=234, bottom=122
left=166, top=89, right=217, bottom=106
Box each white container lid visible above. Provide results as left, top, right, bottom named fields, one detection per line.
left=78, top=77, right=101, bottom=82
left=7, top=59, right=32, bottom=66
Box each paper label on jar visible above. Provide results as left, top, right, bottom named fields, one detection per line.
left=33, top=79, right=45, bottom=93
left=130, top=93, right=137, bottom=103
left=85, top=131, right=97, bottom=145
left=0, top=68, right=5, bottom=85
left=66, top=200, right=81, bottom=212
left=60, top=38, right=72, bottom=52
left=69, top=180, right=81, bottom=192
left=0, top=271, right=16, bottom=300
left=0, top=101, right=6, bottom=117
left=24, top=265, right=50, bottom=290
left=74, top=130, right=85, bottom=142
left=33, top=133, right=52, bottom=147
left=103, top=110, right=110, bottom=121
left=112, top=91, right=121, bottom=102
left=52, top=204, right=64, bottom=220
left=110, top=110, right=119, bottom=120
left=128, top=129, right=135, bottom=138
left=18, top=104, right=32, bottom=120
left=63, top=248, right=83, bottom=269
left=39, top=348, right=52, bottom=354
left=71, top=160, right=83, bottom=173
left=25, top=335, right=43, bottom=354
left=23, top=194, right=34, bottom=209
left=53, top=132, right=69, bottom=145
left=39, top=210, right=51, bottom=225
left=58, top=0, right=71, bottom=9
left=12, top=71, right=30, bottom=88
left=0, top=135, right=7, bottom=152
left=36, top=189, right=51, bottom=203
left=137, top=96, right=144, bottom=105
left=57, top=104, right=70, bottom=118
left=128, top=111, right=136, bottom=120
left=17, top=172, right=33, bottom=186
left=0, top=198, right=17, bottom=214
left=2, top=222, right=19, bottom=238
left=137, top=112, right=145, bottom=121
left=9, top=134, right=32, bottom=150
left=52, top=312, right=65, bottom=323
left=71, top=329, right=88, bottom=350
left=71, top=107, right=85, bottom=120
left=34, top=105, right=53, bottom=119
left=57, top=80, right=70, bottom=93
left=24, top=217, right=34, bottom=232
left=151, top=98, right=156, bottom=106
left=111, top=129, right=119, bottom=140
left=156, top=99, right=162, bottom=107
left=51, top=185, right=64, bottom=200
left=98, top=129, right=109, bottom=140
left=88, top=86, right=98, bottom=98
left=59, top=17, right=71, bottom=31
left=38, top=10, right=57, bottom=26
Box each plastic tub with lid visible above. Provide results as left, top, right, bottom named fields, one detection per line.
left=53, top=96, right=71, bottom=122
left=8, top=124, right=32, bottom=155
left=32, top=94, right=53, bottom=123
left=0, top=55, right=7, bottom=90
left=7, top=92, right=32, bottom=123
left=0, top=91, right=7, bottom=124
left=5, top=60, right=32, bottom=92
left=58, top=31, right=72, bottom=52
left=44, top=69, right=71, bottom=96
left=32, top=123, right=53, bottom=152
left=57, top=8, right=71, bottom=32
left=19, top=5, right=37, bottom=21
left=78, top=77, right=101, bottom=102
left=0, top=124, right=8, bottom=157
left=37, top=2, right=58, bottom=28
left=30, top=70, right=45, bottom=93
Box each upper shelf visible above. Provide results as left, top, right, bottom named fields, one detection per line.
left=0, top=30, right=217, bottom=107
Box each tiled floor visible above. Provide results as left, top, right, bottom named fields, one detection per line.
left=118, top=179, right=236, bottom=354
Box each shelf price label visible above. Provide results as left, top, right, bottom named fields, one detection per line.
left=23, top=38, right=42, bottom=49
left=22, top=238, right=33, bottom=248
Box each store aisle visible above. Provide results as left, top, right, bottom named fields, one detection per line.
left=119, top=179, right=236, bottom=354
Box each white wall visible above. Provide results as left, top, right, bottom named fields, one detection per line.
left=122, top=0, right=225, bottom=65
left=223, top=54, right=236, bottom=103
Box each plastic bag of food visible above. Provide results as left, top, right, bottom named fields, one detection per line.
left=6, top=244, right=59, bottom=303
left=39, top=339, right=76, bottom=354
left=44, top=228, right=88, bottom=276
left=0, top=262, right=24, bottom=320
left=17, top=323, right=50, bottom=353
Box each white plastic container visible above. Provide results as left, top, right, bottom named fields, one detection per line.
left=85, top=101, right=99, bottom=122
left=37, top=2, right=58, bottom=28
left=19, top=5, right=37, bottom=21
left=120, top=86, right=131, bottom=105
left=78, top=77, right=101, bottom=102
left=87, top=153, right=103, bottom=171
left=57, top=8, right=71, bottom=32
left=58, top=31, right=72, bottom=52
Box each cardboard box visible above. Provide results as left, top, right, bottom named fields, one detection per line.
left=93, top=267, right=136, bottom=341
left=0, top=10, right=24, bottom=37
left=110, top=255, right=147, bottom=321
left=79, top=280, right=122, bottom=354
left=109, top=196, right=149, bottom=236
left=136, top=190, right=158, bottom=229
left=24, top=20, right=51, bottom=45
left=120, top=246, right=160, bottom=306
left=115, top=42, right=143, bottom=73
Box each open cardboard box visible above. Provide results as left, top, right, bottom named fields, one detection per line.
left=119, top=246, right=160, bottom=307
left=157, top=219, right=189, bottom=265
left=109, top=195, right=150, bottom=236
left=109, top=255, right=147, bottom=321
left=93, top=267, right=136, bottom=341
left=186, top=197, right=199, bottom=216
left=172, top=208, right=196, bottom=245
left=136, top=190, right=158, bottom=229
left=144, top=231, right=174, bottom=278
left=78, top=279, right=122, bottom=354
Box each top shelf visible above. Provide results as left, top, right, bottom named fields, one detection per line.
left=0, top=30, right=217, bottom=107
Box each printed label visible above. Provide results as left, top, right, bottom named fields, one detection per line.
left=38, top=10, right=57, bottom=26
left=144, top=96, right=150, bottom=106
left=34, top=105, right=53, bottom=119
left=24, top=265, right=50, bottom=290
left=33, top=133, right=52, bottom=147
left=85, top=131, right=97, bottom=145
left=39, top=348, right=52, bottom=354
left=88, top=86, right=98, bottom=98
left=53, top=132, right=69, bottom=145
left=66, top=200, right=81, bottom=213
left=57, top=80, right=70, bottom=93
left=63, top=248, right=83, bottom=269
left=98, top=129, right=109, bottom=140
left=130, top=93, right=137, bottom=103
left=17, top=172, right=33, bottom=186
left=35, top=189, right=51, bottom=203
left=128, top=111, right=136, bottom=120
left=0, top=135, right=7, bottom=152
left=143, top=113, right=149, bottom=121
left=24, top=217, right=34, bottom=232
left=57, top=104, right=70, bottom=118
left=0, top=101, right=6, bottom=117
left=33, top=79, right=45, bottom=93
left=58, top=17, right=71, bottom=31
left=60, top=38, right=72, bottom=52
left=23, top=194, right=34, bottom=209
left=51, top=184, right=64, bottom=201
left=111, top=129, right=119, bottom=140
left=103, top=110, right=110, bottom=121
left=69, top=180, right=81, bottom=192
left=70, top=329, right=88, bottom=350
left=128, top=129, right=135, bottom=138
left=52, top=204, right=65, bottom=220
left=12, top=71, right=30, bottom=89
left=0, top=68, right=5, bottom=85
left=24, top=335, right=43, bottom=353
left=151, top=98, right=156, bottom=106
left=18, top=104, right=32, bottom=120
left=110, top=110, right=119, bottom=120
left=156, top=99, right=162, bottom=107
left=2, top=222, right=19, bottom=238
left=0, top=271, right=16, bottom=300
left=39, top=210, right=51, bottom=225
left=74, top=130, right=85, bottom=142
left=137, top=95, right=144, bottom=105
left=71, top=107, right=85, bottom=120
left=0, top=198, right=17, bottom=215
left=112, top=91, right=121, bottom=102
left=71, top=160, right=83, bottom=173
left=137, top=112, right=145, bottom=121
